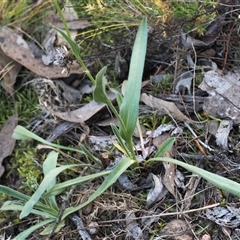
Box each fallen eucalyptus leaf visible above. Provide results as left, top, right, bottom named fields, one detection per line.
left=118, top=173, right=137, bottom=190
left=205, top=206, right=240, bottom=228
left=146, top=173, right=167, bottom=207
left=199, top=69, right=240, bottom=125
left=0, top=26, right=84, bottom=78
left=141, top=93, right=198, bottom=124
left=159, top=219, right=194, bottom=240
left=162, top=162, right=176, bottom=198
left=0, top=114, right=18, bottom=177
left=126, top=211, right=144, bottom=240
left=54, top=91, right=116, bottom=122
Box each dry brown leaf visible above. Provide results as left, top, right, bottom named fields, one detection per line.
left=0, top=26, right=85, bottom=78
left=183, top=175, right=201, bottom=211
left=199, top=69, right=240, bottom=125
left=162, top=161, right=176, bottom=198
left=53, top=91, right=116, bottom=122
left=140, top=93, right=198, bottom=124
left=159, top=219, right=194, bottom=240
left=0, top=114, right=18, bottom=178
left=125, top=211, right=144, bottom=239
left=0, top=48, right=21, bottom=95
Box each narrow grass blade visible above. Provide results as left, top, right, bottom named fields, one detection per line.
left=62, top=157, right=135, bottom=218
left=149, top=157, right=240, bottom=197
left=20, top=164, right=79, bottom=219
left=51, top=0, right=70, bottom=37
left=119, top=18, right=148, bottom=141
left=154, top=137, right=175, bottom=157
left=79, top=144, right=103, bottom=167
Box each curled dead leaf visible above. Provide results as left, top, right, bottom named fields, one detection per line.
left=0, top=114, right=18, bottom=178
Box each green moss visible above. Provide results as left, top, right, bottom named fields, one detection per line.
left=15, top=146, right=42, bottom=191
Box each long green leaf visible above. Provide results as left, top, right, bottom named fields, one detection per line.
left=79, top=144, right=103, bottom=167
left=20, top=164, right=79, bottom=219
left=42, top=151, right=59, bottom=210
left=44, top=170, right=111, bottom=197
left=13, top=219, right=54, bottom=240
left=0, top=185, right=30, bottom=202
left=1, top=201, right=57, bottom=218
left=0, top=186, right=58, bottom=216
left=119, top=18, right=148, bottom=141
left=149, top=157, right=240, bottom=197
left=43, top=151, right=58, bottom=191
left=62, top=157, right=135, bottom=218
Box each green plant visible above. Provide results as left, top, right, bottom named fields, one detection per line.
left=1, top=11, right=240, bottom=240
left=0, top=18, right=147, bottom=238
left=91, top=17, right=240, bottom=199
left=0, top=133, right=111, bottom=238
